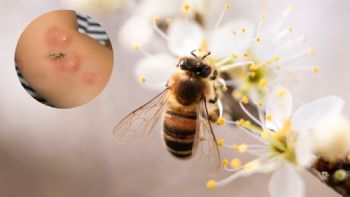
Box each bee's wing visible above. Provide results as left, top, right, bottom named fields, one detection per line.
left=193, top=99, right=221, bottom=171
left=113, top=88, right=169, bottom=144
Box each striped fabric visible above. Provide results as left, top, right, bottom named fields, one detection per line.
left=16, top=13, right=110, bottom=107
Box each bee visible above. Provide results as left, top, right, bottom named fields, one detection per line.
left=113, top=50, right=220, bottom=169
left=48, top=51, right=65, bottom=59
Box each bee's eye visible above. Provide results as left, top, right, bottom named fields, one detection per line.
left=200, top=66, right=212, bottom=77
left=178, top=60, right=190, bottom=70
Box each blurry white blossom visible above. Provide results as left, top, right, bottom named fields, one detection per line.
left=207, top=85, right=344, bottom=197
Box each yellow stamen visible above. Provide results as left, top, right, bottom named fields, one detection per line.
left=257, top=101, right=263, bottom=107
left=132, top=44, right=140, bottom=51
left=244, top=160, right=260, bottom=171
left=232, top=144, right=240, bottom=152
left=288, top=26, right=293, bottom=32
left=217, top=139, right=224, bottom=147
left=165, top=18, right=172, bottom=25
left=222, top=86, right=228, bottom=92
left=256, top=37, right=262, bottom=43
left=153, top=15, right=160, bottom=23
left=307, top=48, right=316, bottom=56
left=250, top=64, right=259, bottom=71
left=241, top=27, right=247, bottom=33
left=266, top=114, right=273, bottom=121
left=273, top=55, right=281, bottom=61
left=216, top=117, right=225, bottom=125
left=206, top=180, right=216, bottom=189
left=231, top=53, right=238, bottom=59
left=261, top=130, right=270, bottom=139
left=261, top=14, right=267, bottom=20
left=242, top=96, right=249, bottom=104
left=238, top=144, right=248, bottom=153
left=183, top=3, right=191, bottom=11
left=222, top=159, right=229, bottom=167
left=259, top=78, right=268, bottom=87
left=230, top=158, right=241, bottom=169
left=243, top=51, right=249, bottom=57
left=224, top=3, right=231, bottom=10
left=312, top=66, right=319, bottom=74
left=139, top=76, right=146, bottom=83
left=276, top=88, right=287, bottom=97
left=237, top=119, right=245, bottom=127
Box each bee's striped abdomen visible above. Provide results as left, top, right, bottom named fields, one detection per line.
left=163, top=109, right=197, bottom=159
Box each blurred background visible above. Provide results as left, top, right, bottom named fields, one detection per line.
left=0, top=0, right=349, bottom=196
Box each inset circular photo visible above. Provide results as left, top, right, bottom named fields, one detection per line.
left=15, top=10, right=114, bottom=108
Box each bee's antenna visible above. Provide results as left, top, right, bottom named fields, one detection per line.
left=202, top=51, right=211, bottom=59
left=191, top=50, right=198, bottom=58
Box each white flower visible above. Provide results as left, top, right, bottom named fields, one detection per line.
left=60, top=0, right=128, bottom=12
left=207, top=85, right=344, bottom=197
left=221, top=5, right=318, bottom=102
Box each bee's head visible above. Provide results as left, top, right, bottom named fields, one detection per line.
left=176, top=51, right=212, bottom=78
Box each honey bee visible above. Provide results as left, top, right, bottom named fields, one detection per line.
left=113, top=50, right=221, bottom=169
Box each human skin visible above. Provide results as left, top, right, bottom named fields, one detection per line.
left=15, top=10, right=113, bottom=108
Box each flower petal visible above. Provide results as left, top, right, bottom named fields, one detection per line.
left=292, top=96, right=344, bottom=132
left=167, top=19, right=204, bottom=56
left=269, top=163, right=305, bottom=197
left=295, top=131, right=316, bottom=167
left=119, top=14, right=153, bottom=49
left=135, top=54, right=177, bottom=91
left=265, top=85, right=293, bottom=131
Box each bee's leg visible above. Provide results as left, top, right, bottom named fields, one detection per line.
left=209, top=69, right=218, bottom=81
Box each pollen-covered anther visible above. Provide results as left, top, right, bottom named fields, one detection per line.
left=139, top=76, right=146, bottom=83
left=216, top=117, right=225, bottom=125
left=217, top=139, right=224, bottom=147
left=238, top=144, right=248, bottom=153
left=231, top=53, right=238, bottom=59
left=276, top=88, right=287, bottom=97
left=241, top=27, right=247, bottom=33
left=249, top=64, right=258, bottom=71
left=231, top=158, right=241, bottom=169
left=232, top=144, right=239, bottom=152
left=259, top=78, right=268, bottom=87
left=222, top=159, right=229, bottom=167
left=244, top=160, right=260, bottom=172
left=241, top=96, right=249, bottom=104
left=255, top=37, right=262, bottom=43
left=153, top=16, right=161, bottom=23
left=183, top=3, right=191, bottom=11
left=288, top=26, right=294, bottom=32
left=165, top=18, right=172, bottom=25
left=261, top=130, right=271, bottom=139
left=221, top=86, right=228, bottom=92
left=257, top=101, right=263, bottom=107
left=266, top=114, right=273, bottom=121
left=237, top=119, right=245, bottom=127
left=312, top=66, right=319, bottom=74
left=307, top=48, right=316, bottom=56
left=132, top=43, right=140, bottom=51
left=206, top=180, right=216, bottom=189
left=224, top=3, right=231, bottom=10
left=273, top=55, right=281, bottom=61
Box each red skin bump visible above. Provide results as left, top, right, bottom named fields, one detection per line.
left=81, top=71, right=101, bottom=86
left=46, top=26, right=72, bottom=47
left=51, top=53, right=81, bottom=73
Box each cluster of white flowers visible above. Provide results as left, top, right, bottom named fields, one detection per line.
left=117, top=1, right=350, bottom=196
